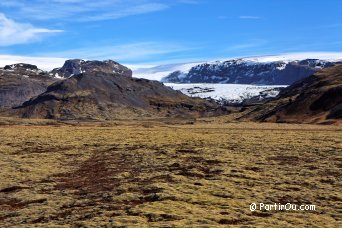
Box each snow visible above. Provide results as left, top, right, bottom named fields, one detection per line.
left=165, top=83, right=287, bottom=103
left=218, top=52, right=342, bottom=64
left=132, top=62, right=204, bottom=81
left=54, top=73, right=63, bottom=79
left=276, top=63, right=287, bottom=70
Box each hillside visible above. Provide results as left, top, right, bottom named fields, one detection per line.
left=13, top=71, right=222, bottom=120
left=239, top=64, right=342, bottom=124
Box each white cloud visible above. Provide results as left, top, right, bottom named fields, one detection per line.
left=0, top=39, right=200, bottom=68
left=82, top=3, right=169, bottom=21
left=0, top=13, right=63, bottom=46
left=0, top=0, right=172, bottom=21
left=40, top=41, right=196, bottom=62
left=0, top=54, right=66, bottom=70
left=239, top=16, right=261, bottom=20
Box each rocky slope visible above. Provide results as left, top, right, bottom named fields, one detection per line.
left=13, top=71, right=223, bottom=120
left=239, top=64, right=342, bottom=124
left=0, top=64, right=58, bottom=108
left=162, top=58, right=337, bottom=85
left=0, top=59, right=134, bottom=108
left=50, top=59, right=132, bottom=78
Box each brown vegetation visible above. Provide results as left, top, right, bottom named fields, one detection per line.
left=0, top=118, right=340, bottom=226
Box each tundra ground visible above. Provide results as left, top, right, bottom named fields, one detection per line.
left=0, top=118, right=341, bottom=227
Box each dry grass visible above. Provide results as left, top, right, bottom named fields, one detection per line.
left=0, top=119, right=341, bottom=227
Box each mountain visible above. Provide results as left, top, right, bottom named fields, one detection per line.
left=13, top=71, right=223, bottom=120
left=162, top=58, right=337, bottom=85
left=239, top=64, right=342, bottom=124
left=0, top=64, right=58, bottom=108
left=50, top=59, right=132, bottom=78
left=0, top=59, right=134, bottom=109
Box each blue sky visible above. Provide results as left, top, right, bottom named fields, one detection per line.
left=0, top=0, right=342, bottom=65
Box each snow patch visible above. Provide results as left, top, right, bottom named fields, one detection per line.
left=54, top=73, right=63, bottom=79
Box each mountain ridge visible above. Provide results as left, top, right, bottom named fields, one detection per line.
left=161, top=58, right=338, bottom=85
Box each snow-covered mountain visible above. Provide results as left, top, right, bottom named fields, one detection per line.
left=130, top=53, right=342, bottom=84
left=132, top=53, right=341, bottom=104
left=162, top=58, right=338, bottom=85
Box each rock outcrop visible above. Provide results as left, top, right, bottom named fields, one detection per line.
left=50, top=59, right=132, bottom=78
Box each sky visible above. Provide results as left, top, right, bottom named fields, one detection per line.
left=0, top=0, right=342, bottom=67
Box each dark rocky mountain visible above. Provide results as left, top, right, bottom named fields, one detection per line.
left=13, top=71, right=223, bottom=120
left=0, top=64, right=58, bottom=108
left=162, top=59, right=336, bottom=85
left=50, top=59, right=132, bottom=78
left=239, top=64, right=342, bottom=124
left=0, top=59, right=134, bottom=109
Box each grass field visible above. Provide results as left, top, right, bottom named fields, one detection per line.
left=0, top=118, right=341, bottom=227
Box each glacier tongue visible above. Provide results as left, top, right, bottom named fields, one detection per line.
left=165, top=83, right=287, bottom=104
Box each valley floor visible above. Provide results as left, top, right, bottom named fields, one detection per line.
left=0, top=119, right=341, bottom=227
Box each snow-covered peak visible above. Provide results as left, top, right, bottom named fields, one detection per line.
left=212, top=52, right=342, bottom=64
left=242, top=52, right=342, bottom=63
left=162, top=54, right=340, bottom=85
